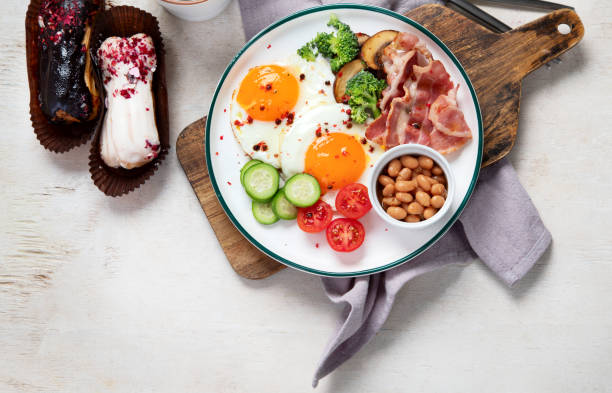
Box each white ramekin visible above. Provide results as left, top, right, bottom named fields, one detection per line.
left=368, top=144, right=455, bottom=229
left=157, top=0, right=232, bottom=22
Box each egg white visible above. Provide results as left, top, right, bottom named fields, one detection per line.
left=230, top=55, right=337, bottom=167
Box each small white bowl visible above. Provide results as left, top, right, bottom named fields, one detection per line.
left=368, top=144, right=455, bottom=229
left=157, top=0, right=231, bottom=22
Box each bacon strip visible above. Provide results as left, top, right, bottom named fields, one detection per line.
left=369, top=33, right=472, bottom=154
left=429, top=85, right=471, bottom=138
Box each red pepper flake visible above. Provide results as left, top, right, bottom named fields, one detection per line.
left=385, top=228, right=389, bottom=232
left=299, top=73, right=305, bottom=81
left=220, top=135, right=224, bottom=140
left=246, top=115, right=254, bottom=124
left=334, top=155, right=339, bottom=159
left=324, top=80, right=331, bottom=86
left=145, top=107, right=150, bottom=111
left=318, top=89, right=325, bottom=95
left=266, top=44, right=271, bottom=49
left=369, top=145, right=375, bottom=153
left=315, top=243, right=319, bottom=248
left=224, top=108, right=227, bottom=113
left=346, top=109, right=351, bottom=115
left=347, top=123, right=352, bottom=129
left=327, top=185, right=333, bottom=190
left=215, top=152, right=219, bottom=156
left=338, top=72, right=343, bottom=77
left=274, top=154, right=279, bottom=158
left=332, top=124, right=337, bottom=128
left=234, top=120, right=244, bottom=127
left=342, top=95, right=350, bottom=104
left=252, top=141, right=268, bottom=152
left=315, top=126, right=322, bottom=138
left=360, top=137, right=367, bottom=145
left=227, top=181, right=232, bottom=186
left=260, top=104, right=265, bottom=111
left=286, top=112, right=295, bottom=125
left=341, top=150, right=348, bottom=156
left=341, top=108, right=345, bottom=113
left=275, top=118, right=282, bottom=125
left=265, top=83, right=272, bottom=91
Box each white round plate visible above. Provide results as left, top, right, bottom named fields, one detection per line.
left=206, top=4, right=483, bottom=277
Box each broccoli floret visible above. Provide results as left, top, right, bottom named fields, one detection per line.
left=297, top=14, right=359, bottom=73
left=345, top=70, right=387, bottom=124
left=326, top=15, right=359, bottom=73
left=297, top=41, right=317, bottom=62
left=313, top=32, right=334, bottom=58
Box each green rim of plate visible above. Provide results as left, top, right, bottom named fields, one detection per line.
left=205, top=4, right=483, bottom=277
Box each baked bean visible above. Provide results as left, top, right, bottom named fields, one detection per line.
left=416, top=175, right=431, bottom=192
left=387, top=159, right=402, bottom=177
left=418, top=156, right=434, bottom=169
left=400, top=155, right=419, bottom=169
left=426, top=176, right=437, bottom=185
left=405, top=215, right=421, bottom=223
left=387, top=206, right=407, bottom=220
left=401, top=203, right=412, bottom=212
left=415, top=191, right=431, bottom=207
left=382, top=183, right=395, bottom=197
left=406, top=202, right=424, bottom=215
left=432, top=166, right=443, bottom=176
left=382, top=197, right=401, bottom=206
left=431, top=195, right=445, bottom=209
left=378, top=175, right=394, bottom=187
left=432, top=175, right=446, bottom=185
left=395, top=180, right=416, bottom=192
left=413, top=167, right=423, bottom=175
left=423, top=207, right=437, bottom=219
left=431, top=183, right=446, bottom=196
left=396, top=192, right=413, bottom=203
left=397, top=167, right=412, bottom=180
left=422, top=169, right=432, bottom=177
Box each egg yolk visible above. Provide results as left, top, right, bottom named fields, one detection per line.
left=305, top=133, right=366, bottom=192
left=236, top=65, right=299, bottom=122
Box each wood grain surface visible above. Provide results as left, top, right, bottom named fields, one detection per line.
left=177, top=4, right=584, bottom=280
left=413, top=5, right=584, bottom=167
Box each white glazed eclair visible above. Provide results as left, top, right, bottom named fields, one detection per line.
left=97, top=33, right=160, bottom=169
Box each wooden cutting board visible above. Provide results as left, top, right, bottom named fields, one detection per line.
left=177, top=5, right=584, bottom=279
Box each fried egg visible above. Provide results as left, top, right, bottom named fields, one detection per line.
left=230, top=55, right=336, bottom=167
left=280, top=103, right=384, bottom=206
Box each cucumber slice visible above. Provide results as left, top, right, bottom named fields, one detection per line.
left=283, top=173, right=321, bottom=207
left=271, top=188, right=298, bottom=220
left=252, top=201, right=279, bottom=225
left=243, top=163, right=279, bottom=202
left=240, top=159, right=262, bottom=186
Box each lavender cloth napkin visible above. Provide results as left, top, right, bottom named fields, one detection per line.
left=237, top=0, right=552, bottom=386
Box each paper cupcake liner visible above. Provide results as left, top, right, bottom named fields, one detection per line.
left=26, top=0, right=104, bottom=153
left=88, top=6, right=170, bottom=197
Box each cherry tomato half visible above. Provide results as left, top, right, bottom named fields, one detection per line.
left=326, top=218, right=366, bottom=252
left=335, top=183, right=372, bottom=219
left=297, top=200, right=333, bottom=233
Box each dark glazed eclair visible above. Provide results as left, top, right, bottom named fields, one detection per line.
left=38, top=0, right=100, bottom=124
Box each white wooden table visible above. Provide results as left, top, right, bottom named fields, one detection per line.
left=1, top=0, right=611, bottom=391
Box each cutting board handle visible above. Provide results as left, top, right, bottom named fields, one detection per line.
left=498, top=8, right=584, bottom=79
